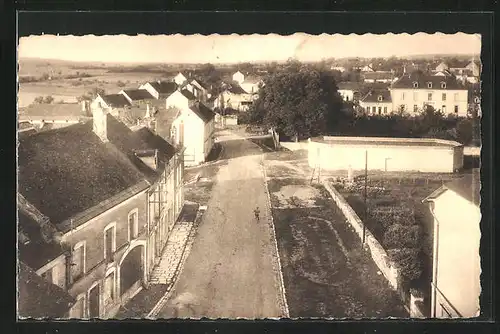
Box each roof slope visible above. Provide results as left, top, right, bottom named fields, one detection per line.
left=122, top=89, right=155, bottom=101
left=18, top=262, right=75, bottom=319
left=392, top=72, right=466, bottom=90
left=149, top=81, right=178, bottom=95
left=445, top=171, right=480, bottom=206
left=226, top=83, right=248, bottom=95
left=101, top=94, right=131, bottom=108
left=18, top=121, right=148, bottom=226
left=337, top=82, right=362, bottom=91
left=18, top=103, right=83, bottom=121
left=364, top=71, right=393, bottom=80
left=18, top=210, right=64, bottom=270
left=180, top=89, right=196, bottom=100
left=190, top=102, right=215, bottom=123
left=361, top=89, right=392, bottom=103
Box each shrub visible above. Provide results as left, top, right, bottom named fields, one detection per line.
left=117, top=80, right=126, bottom=87
left=43, top=95, right=54, bottom=104
left=33, top=96, right=44, bottom=104
left=387, top=247, right=423, bottom=281
left=383, top=223, right=422, bottom=249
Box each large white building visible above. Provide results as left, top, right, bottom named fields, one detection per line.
left=308, top=136, right=464, bottom=173
left=390, top=73, right=469, bottom=117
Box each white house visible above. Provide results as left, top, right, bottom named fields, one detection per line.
left=359, top=89, right=393, bottom=115
left=240, top=77, right=263, bottom=95
left=214, top=83, right=256, bottom=111
left=390, top=73, right=469, bottom=117
left=423, top=172, right=481, bottom=318
left=361, top=64, right=375, bottom=72
left=232, top=71, right=245, bottom=84
left=363, top=71, right=395, bottom=84
left=331, top=66, right=346, bottom=73
left=435, top=61, right=449, bottom=72
left=174, top=72, right=190, bottom=86
left=337, top=82, right=362, bottom=102
left=170, top=102, right=216, bottom=166
left=139, top=81, right=178, bottom=100
left=91, top=94, right=132, bottom=118
left=166, top=89, right=197, bottom=111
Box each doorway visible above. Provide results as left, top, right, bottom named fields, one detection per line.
left=88, top=284, right=100, bottom=318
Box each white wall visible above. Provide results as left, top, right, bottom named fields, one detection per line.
left=308, top=138, right=463, bottom=173
left=174, top=73, right=187, bottom=86
left=359, top=102, right=392, bottom=115
left=139, top=83, right=160, bottom=100
left=166, top=91, right=190, bottom=111
left=172, top=109, right=205, bottom=166
left=233, top=71, right=245, bottom=84
left=338, top=89, right=355, bottom=102
left=390, top=88, right=469, bottom=117
left=432, top=190, right=481, bottom=317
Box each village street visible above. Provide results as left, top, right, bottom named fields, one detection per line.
left=155, top=130, right=285, bottom=319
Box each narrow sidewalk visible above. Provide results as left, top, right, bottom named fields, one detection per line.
left=115, top=202, right=202, bottom=319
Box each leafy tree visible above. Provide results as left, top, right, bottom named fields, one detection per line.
left=77, top=87, right=106, bottom=102
left=387, top=248, right=423, bottom=282
left=383, top=224, right=422, bottom=249
left=248, top=61, right=344, bottom=141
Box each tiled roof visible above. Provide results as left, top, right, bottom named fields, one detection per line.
left=226, top=83, right=248, bottom=95
left=392, top=73, right=466, bottom=90
left=149, top=81, right=178, bottom=95
left=18, top=261, right=76, bottom=319
left=360, top=89, right=392, bottom=103
left=190, top=102, right=215, bottom=123
left=363, top=71, right=394, bottom=80
left=18, top=210, right=64, bottom=270
left=337, top=82, right=362, bottom=91
left=18, top=120, right=147, bottom=226
left=190, top=78, right=209, bottom=90
left=18, top=103, right=83, bottom=121
left=122, top=89, right=155, bottom=101
left=180, top=89, right=196, bottom=100
left=444, top=171, right=480, bottom=206
left=101, top=94, right=131, bottom=108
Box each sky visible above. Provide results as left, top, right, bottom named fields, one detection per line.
left=18, top=33, right=481, bottom=64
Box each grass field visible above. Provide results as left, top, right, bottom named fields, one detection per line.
left=263, top=151, right=407, bottom=318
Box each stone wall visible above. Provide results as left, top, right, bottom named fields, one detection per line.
left=322, top=181, right=399, bottom=291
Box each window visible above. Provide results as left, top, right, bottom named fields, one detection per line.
left=454, top=93, right=459, bottom=101
left=442, top=93, right=446, bottom=101
left=442, top=105, right=447, bottom=114
left=71, top=241, right=86, bottom=281
left=401, top=93, right=405, bottom=100
left=40, top=268, right=53, bottom=283
left=413, top=105, right=418, bottom=113
left=378, top=95, right=383, bottom=102
left=378, top=107, right=382, bottom=114
left=427, top=82, right=433, bottom=88
left=383, top=106, right=388, bottom=114
left=104, top=223, right=116, bottom=262
left=454, top=105, right=459, bottom=114
left=413, top=82, right=418, bottom=88
left=366, top=106, right=370, bottom=113
left=372, top=106, right=376, bottom=114
left=128, top=209, right=139, bottom=241
left=441, top=82, right=446, bottom=89
left=428, top=93, right=433, bottom=101
left=413, top=92, right=418, bottom=101
left=103, top=269, right=115, bottom=307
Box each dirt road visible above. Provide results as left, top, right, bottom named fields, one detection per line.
left=156, top=130, right=284, bottom=319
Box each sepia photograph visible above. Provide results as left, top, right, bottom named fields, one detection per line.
left=17, top=32, right=482, bottom=320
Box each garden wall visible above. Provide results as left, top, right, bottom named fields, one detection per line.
left=280, top=141, right=309, bottom=152
left=322, top=181, right=400, bottom=291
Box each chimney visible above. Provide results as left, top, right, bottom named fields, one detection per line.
left=92, top=104, right=109, bottom=142
left=146, top=103, right=150, bottom=118
left=81, top=100, right=87, bottom=112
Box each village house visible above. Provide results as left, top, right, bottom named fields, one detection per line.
left=232, top=70, right=246, bottom=84
left=231, top=70, right=263, bottom=94
left=139, top=81, right=178, bottom=100
left=423, top=172, right=481, bottom=318
left=390, top=72, right=469, bottom=116
left=18, top=261, right=76, bottom=318
left=91, top=93, right=132, bottom=118
left=363, top=71, right=395, bottom=84
left=170, top=101, right=216, bottom=166
left=18, top=103, right=89, bottom=131
left=17, top=107, right=184, bottom=318
left=166, top=89, right=197, bottom=111
left=337, top=82, right=362, bottom=102
left=214, top=83, right=256, bottom=111
left=359, top=89, right=393, bottom=115
left=119, top=89, right=156, bottom=106
left=360, top=63, right=375, bottom=72
left=330, top=66, right=346, bottom=73
left=174, top=71, right=192, bottom=86
left=433, top=59, right=480, bottom=83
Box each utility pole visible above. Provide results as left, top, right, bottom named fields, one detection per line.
left=363, top=150, right=368, bottom=244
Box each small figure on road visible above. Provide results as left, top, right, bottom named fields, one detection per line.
left=254, top=207, right=260, bottom=221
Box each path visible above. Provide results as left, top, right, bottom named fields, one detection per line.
left=156, top=130, right=284, bottom=319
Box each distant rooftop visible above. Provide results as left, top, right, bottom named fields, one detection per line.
left=18, top=103, right=83, bottom=121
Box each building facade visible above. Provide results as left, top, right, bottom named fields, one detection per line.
left=423, top=173, right=481, bottom=318
left=390, top=73, right=469, bottom=117
left=308, top=136, right=464, bottom=173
